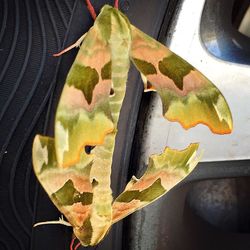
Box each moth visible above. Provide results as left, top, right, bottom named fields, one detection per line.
left=32, top=1, right=233, bottom=249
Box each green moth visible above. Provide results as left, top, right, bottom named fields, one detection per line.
left=32, top=1, right=233, bottom=248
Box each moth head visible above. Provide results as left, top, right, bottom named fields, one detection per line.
left=95, top=4, right=131, bottom=41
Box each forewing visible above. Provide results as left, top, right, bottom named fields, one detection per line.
left=112, top=144, right=200, bottom=223
left=34, top=22, right=115, bottom=246
left=33, top=135, right=94, bottom=243
left=130, top=26, right=233, bottom=134
left=55, top=25, right=114, bottom=168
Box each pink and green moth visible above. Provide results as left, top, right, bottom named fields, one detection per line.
left=32, top=0, right=233, bottom=249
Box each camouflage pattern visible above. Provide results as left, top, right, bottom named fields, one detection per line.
left=33, top=5, right=233, bottom=246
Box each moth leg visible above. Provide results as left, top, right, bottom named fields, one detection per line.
left=70, top=237, right=76, bottom=250
left=53, top=33, right=87, bottom=57
left=70, top=238, right=75, bottom=250
left=33, top=215, right=72, bottom=227
left=70, top=237, right=81, bottom=250
left=74, top=242, right=81, bottom=250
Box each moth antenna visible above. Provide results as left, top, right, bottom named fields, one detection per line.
left=85, top=0, right=97, bottom=20
left=114, top=0, right=119, bottom=9
left=74, top=242, right=82, bottom=250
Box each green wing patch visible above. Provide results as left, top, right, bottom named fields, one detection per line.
left=115, top=179, right=165, bottom=202
left=158, top=55, right=194, bottom=90
left=67, top=63, right=99, bottom=104
left=52, top=179, right=93, bottom=206
left=101, top=61, right=112, bottom=80
left=132, top=58, right=157, bottom=75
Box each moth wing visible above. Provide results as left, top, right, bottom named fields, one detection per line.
left=130, top=26, right=233, bottom=134
left=55, top=25, right=113, bottom=168
left=32, top=135, right=93, bottom=243
left=112, top=144, right=200, bottom=223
